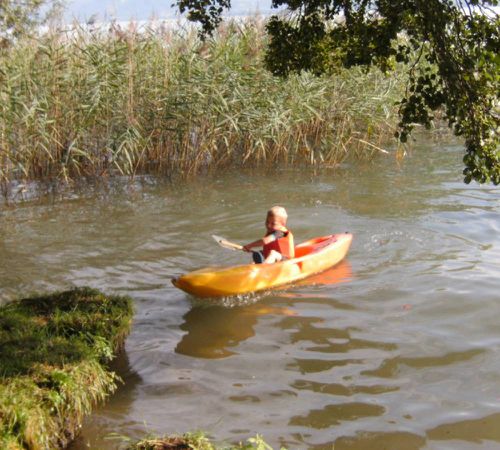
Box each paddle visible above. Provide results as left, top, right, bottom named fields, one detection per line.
left=212, top=235, right=265, bottom=264
left=212, top=235, right=244, bottom=251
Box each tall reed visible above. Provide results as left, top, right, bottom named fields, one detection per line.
left=0, top=18, right=403, bottom=195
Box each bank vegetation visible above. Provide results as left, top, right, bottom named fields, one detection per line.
left=129, top=432, right=278, bottom=449
left=0, top=287, right=133, bottom=449
left=0, top=18, right=405, bottom=198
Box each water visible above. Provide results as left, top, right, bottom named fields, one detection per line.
left=1, top=138, right=499, bottom=449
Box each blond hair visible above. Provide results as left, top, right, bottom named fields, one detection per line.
left=267, top=206, right=288, bottom=224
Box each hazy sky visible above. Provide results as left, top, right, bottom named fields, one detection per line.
left=64, top=0, right=277, bottom=22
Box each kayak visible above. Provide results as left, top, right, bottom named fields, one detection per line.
left=172, top=233, right=353, bottom=298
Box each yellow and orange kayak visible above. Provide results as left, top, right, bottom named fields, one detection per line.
left=172, top=233, right=353, bottom=298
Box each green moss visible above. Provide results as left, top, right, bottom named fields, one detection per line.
left=0, top=287, right=133, bottom=450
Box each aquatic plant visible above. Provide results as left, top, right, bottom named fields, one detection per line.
left=129, top=432, right=281, bottom=450
left=0, top=18, right=403, bottom=198
left=0, top=287, right=133, bottom=449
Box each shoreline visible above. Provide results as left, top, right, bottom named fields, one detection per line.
left=0, top=287, right=133, bottom=449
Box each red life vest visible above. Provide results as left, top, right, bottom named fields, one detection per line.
left=263, top=227, right=295, bottom=259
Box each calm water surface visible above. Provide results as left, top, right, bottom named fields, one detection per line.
left=1, top=139, right=499, bottom=449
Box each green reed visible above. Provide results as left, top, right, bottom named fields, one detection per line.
left=0, top=18, right=403, bottom=193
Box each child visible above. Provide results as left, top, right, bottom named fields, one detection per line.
left=243, top=206, right=295, bottom=264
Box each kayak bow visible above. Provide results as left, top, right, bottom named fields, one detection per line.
left=172, top=233, right=353, bottom=298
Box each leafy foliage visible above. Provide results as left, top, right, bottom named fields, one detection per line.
left=176, top=0, right=232, bottom=35
left=177, top=0, right=500, bottom=184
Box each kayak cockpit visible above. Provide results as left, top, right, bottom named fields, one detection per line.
left=293, top=235, right=337, bottom=258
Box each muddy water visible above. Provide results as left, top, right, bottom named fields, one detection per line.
left=1, top=138, right=499, bottom=449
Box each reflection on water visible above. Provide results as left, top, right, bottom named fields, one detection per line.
left=427, top=412, right=500, bottom=443
left=176, top=303, right=297, bottom=358
left=291, top=379, right=399, bottom=396
left=294, top=260, right=353, bottom=287
left=361, top=348, right=486, bottom=378
left=2, top=139, right=500, bottom=449
left=330, top=431, right=426, bottom=450
left=324, top=412, right=500, bottom=450
left=176, top=262, right=351, bottom=359
left=290, top=402, right=386, bottom=428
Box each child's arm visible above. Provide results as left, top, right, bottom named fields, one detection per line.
left=243, top=239, right=264, bottom=252
left=243, top=232, right=282, bottom=252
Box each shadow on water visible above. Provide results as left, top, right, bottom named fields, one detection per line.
left=68, top=348, right=142, bottom=450
left=108, top=347, right=143, bottom=392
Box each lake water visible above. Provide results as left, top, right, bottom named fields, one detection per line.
left=1, top=137, right=499, bottom=449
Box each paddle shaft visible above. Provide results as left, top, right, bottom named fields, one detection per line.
left=212, top=235, right=244, bottom=251
left=212, top=234, right=263, bottom=262
left=224, top=241, right=243, bottom=250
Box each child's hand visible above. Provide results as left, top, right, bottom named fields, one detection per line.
left=243, top=245, right=251, bottom=252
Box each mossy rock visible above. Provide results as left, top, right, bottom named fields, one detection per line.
left=0, top=287, right=133, bottom=450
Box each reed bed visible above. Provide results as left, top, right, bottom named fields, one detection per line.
left=0, top=18, right=403, bottom=196
left=0, top=287, right=133, bottom=450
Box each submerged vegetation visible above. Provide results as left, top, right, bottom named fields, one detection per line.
left=0, top=18, right=404, bottom=198
left=129, top=432, right=279, bottom=450
left=0, top=287, right=133, bottom=449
